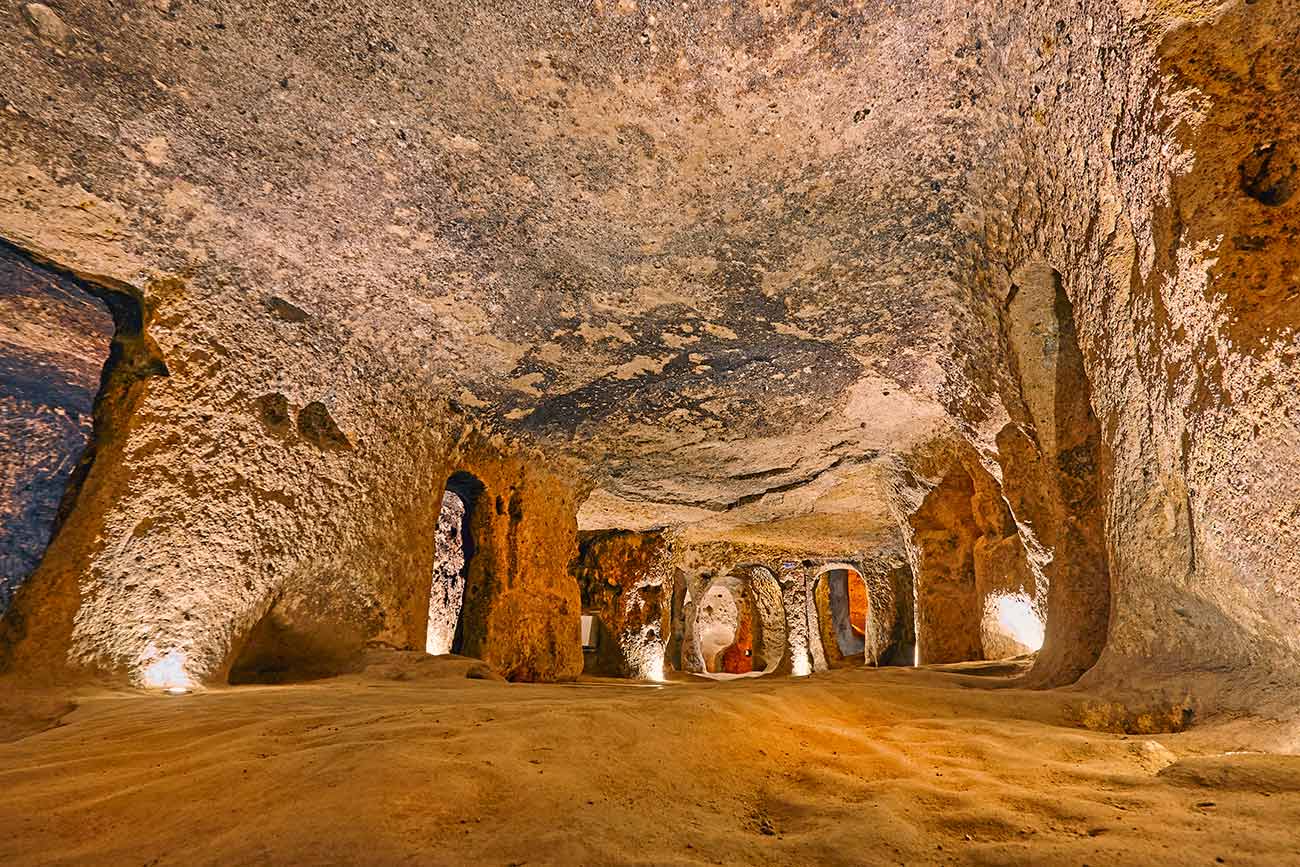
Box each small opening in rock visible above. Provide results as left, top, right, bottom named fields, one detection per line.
left=227, top=603, right=367, bottom=685
left=692, top=569, right=782, bottom=678
left=1239, top=142, right=1296, bottom=207
left=428, top=471, right=486, bottom=657
left=297, top=401, right=352, bottom=451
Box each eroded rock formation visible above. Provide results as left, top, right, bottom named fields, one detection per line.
left=0, top=0, right=1294, bottom=733
left=425, top=490, right=468, bottom=656
left=572, top=528, right=673, bottom=678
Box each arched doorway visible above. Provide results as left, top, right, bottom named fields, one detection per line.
left=690, top=567, right=786, bottom=677
left=426, top=471, right=486, bottom=656
left=696, top=579, right=755, bottom=674
left=812, top=565, right=871, bottom=666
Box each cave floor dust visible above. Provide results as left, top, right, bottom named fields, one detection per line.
left=2, top=654, right=1299, bottom=866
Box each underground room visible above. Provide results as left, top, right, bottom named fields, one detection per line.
left=3, top=0, right=1300, bottom=864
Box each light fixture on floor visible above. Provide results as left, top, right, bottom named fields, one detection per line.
left=140, top=647, right=196, bottom=694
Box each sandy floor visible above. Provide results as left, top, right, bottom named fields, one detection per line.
left=3, top=653, right=1300, bottom=866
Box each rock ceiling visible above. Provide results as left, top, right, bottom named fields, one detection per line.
left=2, top=0, right=1039, bottom=555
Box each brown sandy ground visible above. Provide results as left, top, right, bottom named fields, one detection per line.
left=2, top=654, right=1299, bottom=866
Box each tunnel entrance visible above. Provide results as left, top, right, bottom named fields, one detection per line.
left=880, top=563, right=918, bottom=666
left=696, top=581, right=752, bottom=673
left=227, top=599, right=376, bottom=685
left=908, top=460, right=1049, bottom=667
left=690, top=567, right=785, bottom=677
left=228, top=469, right=490, bottom=684
left=813, top=567, right=870, bottom=664
left=427, top=471, right=485, bottom=656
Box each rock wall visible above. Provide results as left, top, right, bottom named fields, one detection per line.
left=907, top=468, right=985, bottom=665
left=1, top=0, right=1296, bottom=715
left=571, top=529, right=673, bottom=679
left=1092, top=2, right=1300, bottom=707
left=994, top=262, right=1107, bottom=682
left=419, top=448, right=585, bottom=683
left=3, top=357, right=585, bottom=686
left=425, top=490, right=467, bottom=655
left=963, top=0, right=1300, bottom=713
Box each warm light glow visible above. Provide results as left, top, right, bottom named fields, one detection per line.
left=992, top=592, right=1045, bottom=652
left=165, top=686, right=190, bottom=696
left=139, top=647, right=195, bottom=692
left=790, top=637, right=812, bottom=676
left=644, top=654, right=665, bottom=683
left=625, top=627, right=666, bottom=682
left=426, top=624, right=455, bottom=656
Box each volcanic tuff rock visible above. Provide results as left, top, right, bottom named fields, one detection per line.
left=0, top=0, right=1296, bottom=707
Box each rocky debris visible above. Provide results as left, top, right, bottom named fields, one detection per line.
left=465, top=661, right=505, bottom=681
left=1158, top=754, right=1300, bottom=794
left=266, top=296, right=311, bottom=323
left=254, top=393, right=292, bottom=437
left=20, top=4, right=70, bottom=45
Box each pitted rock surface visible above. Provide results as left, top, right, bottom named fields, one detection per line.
left=0, top=0, right=1297, bottom=707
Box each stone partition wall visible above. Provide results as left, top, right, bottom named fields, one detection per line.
left=776, top=565, right=815, bottom=676
left=968, top=0, right=1300, bottom=712
left=674, top=558, right=819, bottom=677
left=907, top=469, right=985, bottom=665
left=662, top=550, right=915, bottom=677
left=811, top=564, right=903, bottom=667
left=881, top=564, right=917, bottom=666
left=746, top=566, right=787, bottom=675
left=992, top=262, right=1107, bottom=683
left=444, top=446, right=584, bottom=682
